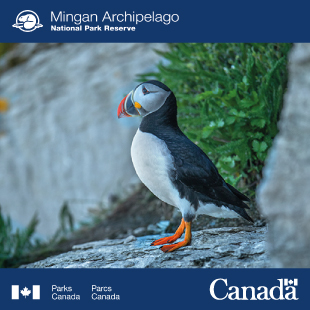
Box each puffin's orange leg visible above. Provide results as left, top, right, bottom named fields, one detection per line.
left=160, top=221, right=191, bottom=253
left=151, top=218, right=185, bottom=246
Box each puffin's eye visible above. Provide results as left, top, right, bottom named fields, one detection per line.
left=142, top=86, right=150, bottom=95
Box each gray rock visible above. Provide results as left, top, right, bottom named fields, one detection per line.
left=0, top=43, right=168, bottom=238
left=146, top=224, right=161, bottom=234
left=133, top=227, right=147, bottom=236
left=123, top=235, right=137, bottom=244
left=257, top=43, right=310, bottom=267
left=21, top=226, right=269, bottom=268
left=146, top=220, right=170, bottom=235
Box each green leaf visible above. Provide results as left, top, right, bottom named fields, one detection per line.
left=242, top=76, right=248, bottom=85
left=251, top=119, right=266, bottom=128
left=202, top=127, right=214, bottom=138
left=252, top=140, right=268, bottom=152
left=217, top=119, right=225, bottom=127
left=195, top=90, right=214, bottom=101
left=247, top=132, right=264, bottom=139
left=252, top=140, right=260, bottom=152
left=239, top=98, right=256, bottom=108
left=226, top=89, right=237, bottom=99
left=259, top=141, right=268, bottom=152
left=251, top=91, right=259, bottom=103
left=226, top=116, right=236, bottom=125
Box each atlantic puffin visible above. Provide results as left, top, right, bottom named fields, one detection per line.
left=117, top=80, right=253, bottom=253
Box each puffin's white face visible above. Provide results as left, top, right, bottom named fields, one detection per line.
left=132, top=83, right=171, bottom=117
left=117, top=81, right=171, bottom=118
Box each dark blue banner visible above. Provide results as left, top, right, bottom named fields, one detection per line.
left=0, top=269, right=308, bottom=310
left=0, top=0, right=309, bottom=42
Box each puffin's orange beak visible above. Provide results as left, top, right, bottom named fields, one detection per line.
left=117, top=91, right=140, bottom=118
left=117, top=94, right=130, bottom=118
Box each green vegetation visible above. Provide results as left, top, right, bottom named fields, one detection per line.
left=140, top=43, right=292, bottom=195
left=0, top=203, right=75, bottom=268
left=0, top=206, right=38, bottom=268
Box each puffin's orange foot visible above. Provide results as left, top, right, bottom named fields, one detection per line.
left=150, top=218, right=185, bottom=246
left=160, top=221, right=192, bottom=253
left=151, top=235, right=181, bottom=246
left=160, top=240, right=190, bottom=253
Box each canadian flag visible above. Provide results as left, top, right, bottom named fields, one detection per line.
left=283, top=279, right=298, bottom=286
left=11, top=285, right=40, bottom=300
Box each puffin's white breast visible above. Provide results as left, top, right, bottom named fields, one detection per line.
left=131, top=129, right=177, bottom=206
left=131, top=129, right=240, bottom=221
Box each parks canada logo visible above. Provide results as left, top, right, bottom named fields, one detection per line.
left=11, top=285, right=40, bottom=300
left=12, top=10, right=43, bottom=32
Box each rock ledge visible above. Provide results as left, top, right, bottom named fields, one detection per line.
left=21, top=226, right=268, bottom=268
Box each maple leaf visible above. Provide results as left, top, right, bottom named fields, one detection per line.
left=21, top=287, right=31, bottom=298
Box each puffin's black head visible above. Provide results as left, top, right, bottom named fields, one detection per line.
left=117, top=80, right=173, bottom=118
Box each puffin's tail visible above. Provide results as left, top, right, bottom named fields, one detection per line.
left=239, top=208, right=254, bottom=223
left=226, top=183, right=250, bottom=202
left=228, top=202, right=254, bottom=223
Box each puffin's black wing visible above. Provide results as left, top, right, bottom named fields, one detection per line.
left=163, top=130, right=253, bottom=222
